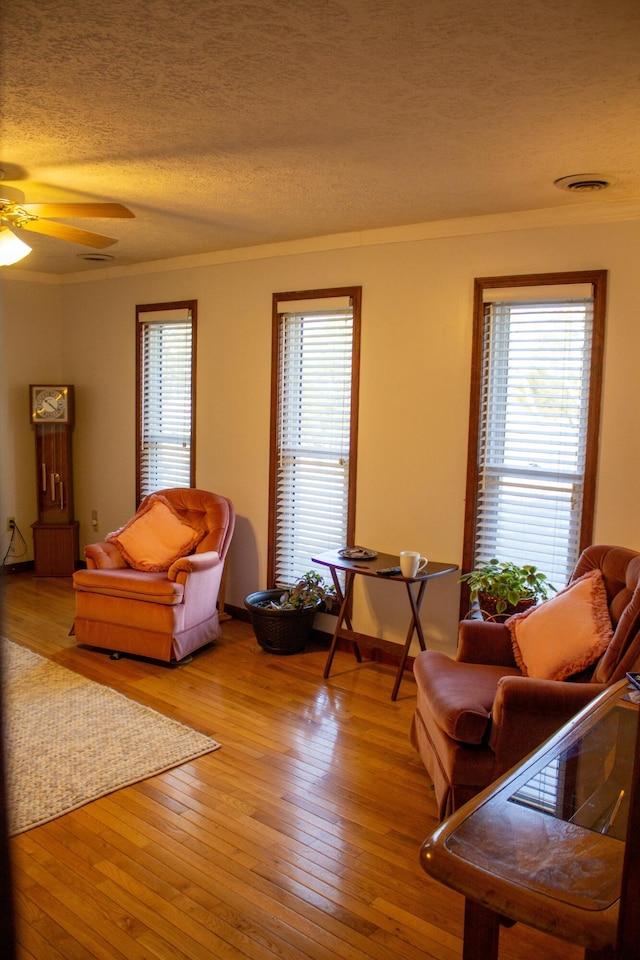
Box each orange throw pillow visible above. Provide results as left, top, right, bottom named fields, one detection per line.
left=506, top=569, right=613, bottom=680
left=107, top=494, right=205, bottom=572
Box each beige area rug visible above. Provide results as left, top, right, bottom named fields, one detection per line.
left=2, top=639, right=221, bottom=836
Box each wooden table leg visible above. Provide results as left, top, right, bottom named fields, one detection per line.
left=323, top=571, right=360, bottom=679
left=463, top=900, right=500, bottom=960
left=331, top=568, right=360, bottom=660
left=391, top=579, right=427, bottom=700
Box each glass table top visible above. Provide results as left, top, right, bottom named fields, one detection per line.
left=508, top=694, right=639, bottom=842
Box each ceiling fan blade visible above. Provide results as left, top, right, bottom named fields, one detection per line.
left=21, top=202, right=134, bottom=219
left=19, top=219, right=118, bottom=248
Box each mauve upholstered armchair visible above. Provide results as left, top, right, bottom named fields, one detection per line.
left=411, top=544, right=640, bottom=819
left=73, top=488, right=235, bottom=662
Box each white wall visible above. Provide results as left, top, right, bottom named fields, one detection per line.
left=3, top=212, right=640, bottom=655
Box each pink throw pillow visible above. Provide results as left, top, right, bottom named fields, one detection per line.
left=506, top=569, right=613, bottom=681
left=107, top=494, right=205, bottom=572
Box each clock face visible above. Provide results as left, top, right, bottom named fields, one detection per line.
left=31, top=386, right=70, bottom=423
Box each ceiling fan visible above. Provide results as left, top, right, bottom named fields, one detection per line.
left=0, top=184, right=134, bottom=260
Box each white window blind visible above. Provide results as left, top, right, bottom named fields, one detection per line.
left=274, top=306, right=355, bottom=587
left=509, top=758, right=562, bottom=816
left=476, top=296, right=594, bottom=588
left=138, top=305, right=195, bottom=499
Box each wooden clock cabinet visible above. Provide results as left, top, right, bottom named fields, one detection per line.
left=30, top=385, right=79, bottom=576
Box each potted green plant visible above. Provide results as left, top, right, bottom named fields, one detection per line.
left=244, top=571, right=335, bottom=654
left=458, top=558, right=556, bottom=621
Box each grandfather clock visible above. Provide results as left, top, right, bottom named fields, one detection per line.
left=30, top=385, right=79, bottom=575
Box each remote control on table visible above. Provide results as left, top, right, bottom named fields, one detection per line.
left=376, top=566, right=402, bottom=577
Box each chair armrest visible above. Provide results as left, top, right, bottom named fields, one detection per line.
left=488, top=676, right=605, bottom=775
left=168, top=551, right=221, bottom=582
left=84, top=541, right=128, bottom=570
left=457, top=619, right=517, bottom=666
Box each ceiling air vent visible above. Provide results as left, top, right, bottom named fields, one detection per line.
left=77, top=253, right=115, bottom=262
left=553, top=174, right=613, bottom=193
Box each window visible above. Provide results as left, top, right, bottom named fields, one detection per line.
left=462, top=271, right=606, bottom=600
left=268, top=287, right=361, bottom=588
left=136, top=300, right=196, bottom=502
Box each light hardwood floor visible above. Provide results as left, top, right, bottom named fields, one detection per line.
left=2, top=573, right=583, bottom=960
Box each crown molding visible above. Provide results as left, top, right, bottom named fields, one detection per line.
left=4, top=197, right=639, bottom=285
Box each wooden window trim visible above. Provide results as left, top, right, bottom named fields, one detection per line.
left=461, top=270, right=607, bottom=614
left=267, top=286, right=361, bottom=588
left=135, top=299, right=197, bottom=505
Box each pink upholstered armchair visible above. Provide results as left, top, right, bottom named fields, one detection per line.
left=411, top=544, right=640, bottom=819
left=73, top=488, right=235, bottom=662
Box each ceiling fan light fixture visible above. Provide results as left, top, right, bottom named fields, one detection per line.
left=553, top=174, right=614, bottom=193
left=0, top=227, right=32, bottom=265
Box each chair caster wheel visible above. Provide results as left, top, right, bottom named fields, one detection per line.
left=110, top=651, right=121, bottom=660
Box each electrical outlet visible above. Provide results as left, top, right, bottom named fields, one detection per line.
left=6, top=517, right=15, bottom=532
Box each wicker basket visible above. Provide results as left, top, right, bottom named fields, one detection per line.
left=244, top=589, right=318, bottom=655
left=477, top=593, right=537, bottom=622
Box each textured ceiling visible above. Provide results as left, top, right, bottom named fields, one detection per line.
left=1, top=0, right=639, bottom=275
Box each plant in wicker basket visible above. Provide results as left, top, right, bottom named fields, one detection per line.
left=458, top=558, right=556, bottom=621
left=244, top=571, right=335, bottom=654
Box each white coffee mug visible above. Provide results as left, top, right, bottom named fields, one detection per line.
left=400, top=551, right=428, bottom=578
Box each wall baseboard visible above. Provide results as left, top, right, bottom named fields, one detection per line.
left=225, top=603, right=414, bottom=672
left=0, top=561, right=34, bottom=576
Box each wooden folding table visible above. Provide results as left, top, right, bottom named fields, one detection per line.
left=312, top=549, right=458, bottom=700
